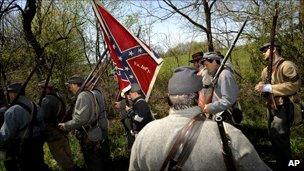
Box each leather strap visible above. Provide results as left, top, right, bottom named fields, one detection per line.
left=160, top=113, right=206, bottom=171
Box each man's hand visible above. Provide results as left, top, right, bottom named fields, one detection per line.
left=125, top=105, right=131, bottom=112
left=114, top=101, right=121, bottom=109
left=202, top=105, right=209, bottom=113
left=255, top=84, right=263, bottom=92
left=58, top=123, right=65, bottom=130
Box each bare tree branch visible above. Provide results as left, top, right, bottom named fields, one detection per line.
left=76, top=26, right=92, bottom=69
left=162, top=0, right=208, bottom=33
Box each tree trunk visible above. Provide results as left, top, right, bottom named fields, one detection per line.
left=203, top=0, right=214, bottom=51
left=22, top=0, right=46, bottom=78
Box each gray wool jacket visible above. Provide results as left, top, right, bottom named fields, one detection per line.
left=208, top=67, right=239, bottom=114
left=0, top=96, right=44, bottom=144
left=129, top=106, right=271, bottom=171
left=63, top=90, right=108, bottom=133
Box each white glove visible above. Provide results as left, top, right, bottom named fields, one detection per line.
left=262, top=84, right=272, bottom=93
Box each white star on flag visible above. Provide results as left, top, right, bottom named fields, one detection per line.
left=129, top=75, right=134, bottom=79
left=129, top=51, right=134, bottom=56
left=138, top=48, right=142, bottom=53
left=125, top=67, right=130, bottom=71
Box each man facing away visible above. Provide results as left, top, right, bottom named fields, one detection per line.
left=38, top=80, right=77, bottom=170
left=255, top=42, right=300, bottom=170
left=129, top=66, right=270, bottom=171
left=58, top=75, right=110, bottom=171
left=0, top=83, right=48, bottom=171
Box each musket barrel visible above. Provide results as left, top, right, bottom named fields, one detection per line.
left=212, top=16, right=249, bottom=85
left=77, top=48, right=108, bottom=94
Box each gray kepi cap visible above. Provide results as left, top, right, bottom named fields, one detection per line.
left=168, top=66, right=203, bottom=95
left=66, top=75, right=84, bottom=85
left=201, top=52, right=222, bottom=62
left=130, top=83, right=141, bottom=93
left=7, top=83, right=23, bottom=93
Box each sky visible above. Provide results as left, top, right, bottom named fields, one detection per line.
left=116, top=0, right=204, bottom=51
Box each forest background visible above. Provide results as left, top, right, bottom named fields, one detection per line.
left=0, top=0, right=304, bottom=170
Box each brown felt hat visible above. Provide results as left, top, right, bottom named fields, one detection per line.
left=189, top=52, right=204, bottom=63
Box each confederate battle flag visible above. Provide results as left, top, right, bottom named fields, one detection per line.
left=92, top=0, right=163, bottom=101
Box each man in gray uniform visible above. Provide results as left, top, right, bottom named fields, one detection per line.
left=199, top=52, right=240, bottom=124
left=0, top=83, right=48, bottom=171
left=38, top=81, right=77, bottom=170
left=58, top=76, right=109, bottom=171
left=129, top=67, right=270, bottom=171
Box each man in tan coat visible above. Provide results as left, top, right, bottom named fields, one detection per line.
left=255, top=42, right=300, bottom=170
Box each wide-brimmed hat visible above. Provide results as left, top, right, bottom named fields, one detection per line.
left=259, top=42, right=280, bottom=52
left=189, top=52, right=204, bottom=63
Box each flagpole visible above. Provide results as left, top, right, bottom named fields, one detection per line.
left=93, top=0, right=163, bottom=65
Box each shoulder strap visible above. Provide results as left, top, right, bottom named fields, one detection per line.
left=272, top=59, right=285, bottom=73
left=15, top=102, right=31, bottom=114
left=160, top=113, right=206, bottom=171
left=17, top=102, right=37, bottom=139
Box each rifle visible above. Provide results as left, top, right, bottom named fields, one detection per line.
left=203, top=17, right=248, bottom=171
left=60, top=48, right=108, bottom=123
left=86, top=58, right=111, bottom=91
left=38, top=58, right=57, bottom=105
left=265, top=2, right=279, bottom=110
left=77, top=48, right=108, bottom=94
